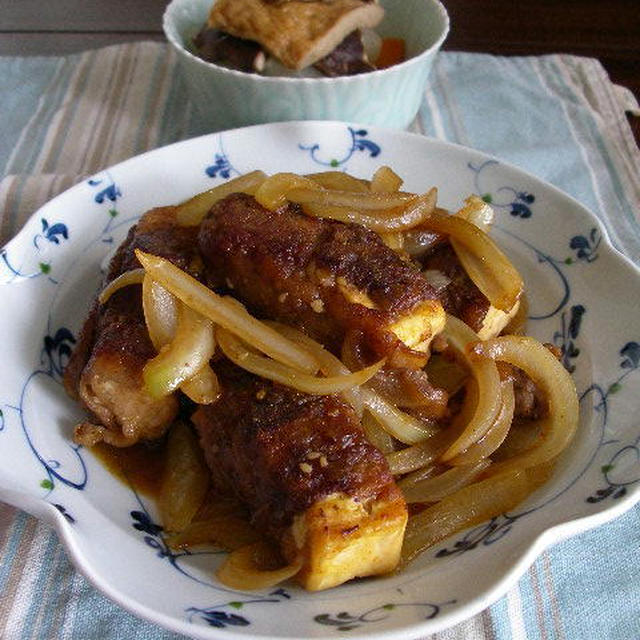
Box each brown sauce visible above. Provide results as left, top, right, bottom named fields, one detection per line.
left=91, top=440, right=167, bottom=497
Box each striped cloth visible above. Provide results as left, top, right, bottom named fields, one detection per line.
left=1, top=42, right=639, bottom=639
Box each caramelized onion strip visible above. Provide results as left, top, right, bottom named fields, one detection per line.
left=265, top=321, right=364, bottom=415
left=217, top=328, right=384, bottom=395
left=176, top=170, right=267, bottom=226
left=287, top=186, right=415, bottom=210
left=159, top=422, right=210, bottom=532
left=440, top=315, right=502, bottom=461
left=386, top=430, right=454, bottom=475
left=216, top=541, right=302, bottom=590
left=473, top=335, right=579, bottom=474
left=142, top=274, right=178, bottom=349
left=423, top=210, right=523, bottom=312
left=167, top=516, right=261, bottom=551
left=362, top=389, right=439, bottom=446
left=143, top=301, right=216, bottom=399
left=361, top=410, right=396, bottom=454
left=135, top=250, right=319, bottom=374
left=98, top=268, right=145, bottom=304
left=454, top=195, right=495, bottom=231
left=305, top=171, right=369, bottom=192
left=370, top=166, right=403, bottom=193
left=255, top=172, right=320, bottom=210
left=180, top=367, right=221, bottom=405
left=401, top=468, right=545, bottom=566
left=142, top=274, right=219, bottom=403
left=300, top=188, right=436, bottom=232
left=399, top=460, right=491, bottom=504
left=449, top=378, right=515, bottom=465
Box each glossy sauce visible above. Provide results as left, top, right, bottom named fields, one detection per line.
left=91, top=440, right=167, bottom=497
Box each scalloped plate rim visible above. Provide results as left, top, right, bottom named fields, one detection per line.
left=1, top=120, right=639, bottom=640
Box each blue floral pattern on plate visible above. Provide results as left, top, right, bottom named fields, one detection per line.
left=0, top=123, right=638, bottom=639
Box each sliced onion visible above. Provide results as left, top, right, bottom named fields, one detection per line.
left=301, top=188, right=436, bottom=232
left=370, top=166, right=403, bottom=193
left=386, top=429, right=454, bottom=475
left=449, top=378, right=515, bottom=465
left=396, top=462, right=440, bottom=486
left=98, top=268, right=145, bottom=304
left=265, top=321, right=363, bottom=414
left=175, top=170, right=267, bottom=226
left=423, top=353, right=469, bottom=395
left=399, top=460, right=491, bottom=504
left=455, top=195, right=495, bottom=231
left=217, top=328, right=384, bottom=395
left=287, top=186, right=415, bottom=210
left=440, top=315, right=502, bottom=461
left=167, top=516, right=260, bottom=551
left=423, top=210, right=523, bottom=312
left=254, top=172, right=320, bottom=211
left=492, top=421, right=541, bottom=462
left=305, top=171, right=369, bottom=192
left=135, top=250, right=319, bottom=374
left=361, top=389, right=439, bottom=445
left=143, top=301, right=216, bottom=398
left=159, top=421, right=210, bottom=532
left=142, top=273, right=219, bottom=404
left=472, top=335, right=579, bottom=474
left=180, top=366, right=221, bottom=405
left=216, top=541, right=302, bottom=590
left=401, top=468, right=539, bottom=566
left=142, top=274, right=178, bottom=350
left=378, top=231, right=405, bottom=252
left=503, top=292, right=529, bottom=335
left=361, top=410, right=396, bottom=454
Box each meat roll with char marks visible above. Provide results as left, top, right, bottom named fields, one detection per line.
left=198, top=193, right=446, bottom=368
left=64, top=206, right=202, bottom=447
left=192, top=362, right=407, bottom=591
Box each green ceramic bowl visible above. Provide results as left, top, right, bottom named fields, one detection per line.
left=163, top=0, right=449, bottom=130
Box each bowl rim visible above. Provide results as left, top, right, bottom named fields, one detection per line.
left=162, top=0, right=450, bottom=85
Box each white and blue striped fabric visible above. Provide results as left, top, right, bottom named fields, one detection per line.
left=0, top=42, right=638, bottom=639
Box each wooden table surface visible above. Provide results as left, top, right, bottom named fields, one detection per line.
left=0, top=0, right=638, bottom=142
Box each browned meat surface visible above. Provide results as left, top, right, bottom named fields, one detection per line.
left=198, top=193, right=445, bottom=367
left=192, top=361, right=408, bottom=589
left=420, top=243, right=490, bottom=334
left=192, top=362, right=401, bottom=538
left=498, top=362, right=549, bottom=421
left=369, top=367, right=449, bottom=416
left=64, top=206, right=201, bottom=447
left=314, top=30, right=375, bottom=76
left=193, top=27, right=264, bottom=73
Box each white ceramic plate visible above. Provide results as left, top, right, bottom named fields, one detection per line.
left=1, top=121, right=639, bottom=640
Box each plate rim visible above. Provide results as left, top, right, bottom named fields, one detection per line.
left=1, top=120, right=639, bottom=640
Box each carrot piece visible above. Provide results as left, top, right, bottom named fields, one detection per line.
left=376, top=38, right=406, bottom=69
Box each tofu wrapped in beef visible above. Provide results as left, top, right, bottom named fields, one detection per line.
left=420, top=241, right=521, bottom=340
left=198, top=193, right=446, bottom=368
left=64, top=207, right=202, bottom=447
left=205, top=0, right=383, bottom=72
left=192, top=362, right=408, bottom=591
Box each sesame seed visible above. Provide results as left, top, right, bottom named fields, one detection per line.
left=320, top=456, right=328, bottom=467
left=256, top=389, right=266, bottom=400
left=299, top=462, right=313, bottom=474
left=278, top=292, right=288, bottom=303
left=306, top=451, right=321, bottom=460
left=311, top=299, right=325, bottom=313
